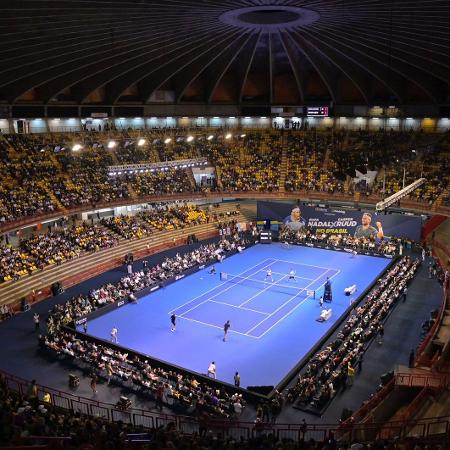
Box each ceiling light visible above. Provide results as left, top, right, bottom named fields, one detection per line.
left=207, top=135, right=214, bottom=140
left=186, top=136, right=194, bottom=142
left=164, top=138, right=172, bottom=144
left=137, top=138, right=146, bottom=146
left=72, top=144, right=82, bottom=151
left=225, top=133, right=232, bottom=139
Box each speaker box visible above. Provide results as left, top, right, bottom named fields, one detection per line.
left=51, top=282, right=64, bottom=296
left=21, top=297, right=30, bottom=312
left=69, top=374, right=80, bottom=387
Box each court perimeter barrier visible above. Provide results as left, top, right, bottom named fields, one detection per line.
left=2, top=369, right=450, bottom=444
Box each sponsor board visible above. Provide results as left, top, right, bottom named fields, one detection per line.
left=257, top=201, right=422, bottom=240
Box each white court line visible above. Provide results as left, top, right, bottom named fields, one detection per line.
left=168, top=258, right=275, bottom=314
left=255, top=270, right=341, bottom=339
left=239, top=273, right=289, bottom=307
left=244, top=268, right=332, bottom=336
left=177, top=315, right=259, bottom=339
left=272, top=258, right=337, bottom=272
left=177, top=299, right=209, bottom=318
left=208, top=299, right=269, bottom=315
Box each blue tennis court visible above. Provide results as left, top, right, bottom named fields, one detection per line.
left=171, top=258, right=339, bottom=339
left=85, top=244, right=391, bottom=388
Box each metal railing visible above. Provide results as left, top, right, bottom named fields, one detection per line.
left=2, top=369, right=450, bottom=444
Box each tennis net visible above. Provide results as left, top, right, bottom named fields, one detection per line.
left=220, top=272, right=315, bottom=298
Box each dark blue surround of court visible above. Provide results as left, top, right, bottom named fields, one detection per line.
left=85, top=244, right=391, bottom=389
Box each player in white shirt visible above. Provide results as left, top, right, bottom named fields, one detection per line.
left=265, top=268, right=273, bottom=283
left=207, top=361, right=217, bottom=379
left=110, top=326, right=118, bottom=344
left=288, top=269, right=297, bottom=282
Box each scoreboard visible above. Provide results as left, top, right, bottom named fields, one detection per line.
left=260, top=230, right=272, bottom=244
left=306, top=106, right=329, bottom=117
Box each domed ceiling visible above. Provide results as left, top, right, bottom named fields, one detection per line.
left=0, top=0, right=449, bottom=105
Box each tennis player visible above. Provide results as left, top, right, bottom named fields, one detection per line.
left=223, top=320, right=231, bottom=341
left=265, top=268, right=273, bottom=283
left=288, top=268, right=297, bottom=282
left=110, top=326, right=118, bottom=344
left=170, top=313, right=176, bottom=332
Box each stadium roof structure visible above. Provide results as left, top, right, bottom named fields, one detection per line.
left=0, top=0, right=449, bottom=107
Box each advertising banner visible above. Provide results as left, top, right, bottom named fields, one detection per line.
left=257, top=201, right=422, bottom=241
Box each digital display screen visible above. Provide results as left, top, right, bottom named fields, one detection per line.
left=306, top=106, right=329, bottom=117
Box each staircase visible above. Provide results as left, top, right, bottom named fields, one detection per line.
left=38, top=181, right=66, bottom=211
left=215, top=166, right=224, bottom=190
left=126, top=182, right=139, bottom=199
left=237, top=201, right=257, bottom=222
left=278, top=147, right=288, bottom=193
left=322, top=144, right=332, bottom=170
left=186, top=168, right=197, bottom=191
left=432, top=187, right=449, bottom=211
left=344, top=175, right=353, bottom=194
left=109, top=148, right=121, bottom=164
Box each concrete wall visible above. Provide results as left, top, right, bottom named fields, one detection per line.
left=0, top=119, right=10, bottom=133
left=3, top=116, right=449, bottom=134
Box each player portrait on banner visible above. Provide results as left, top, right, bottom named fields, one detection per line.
left=284, top=206, right=306, bottom=231
left=354, top=212, right=384, bottom=239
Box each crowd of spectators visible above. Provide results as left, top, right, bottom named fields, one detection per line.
left=0, top=370, right=445, bottom=449
left=126, top=169, right=193, bottom=197
left=42, top=237, right=251, bottom=419
left=285, top=257, right=420, bottom=411
left=20, top=223, right=119, bottom=268
left=279, top=228, right=399, bottom=256
left=0, top=243, right=38, bottom=283
left=0, top=203, right=224, bottom=283
left=138, top=204, right=209, bottom=231
left=0, top=130, right=449, bottom=224
left=284, top=132, right=345, bottom=194
left=0, top=222, right=119, bottom=283
left=100, top=216, right=152, bottom=240
left=203, top=132, right=281, bottom=192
